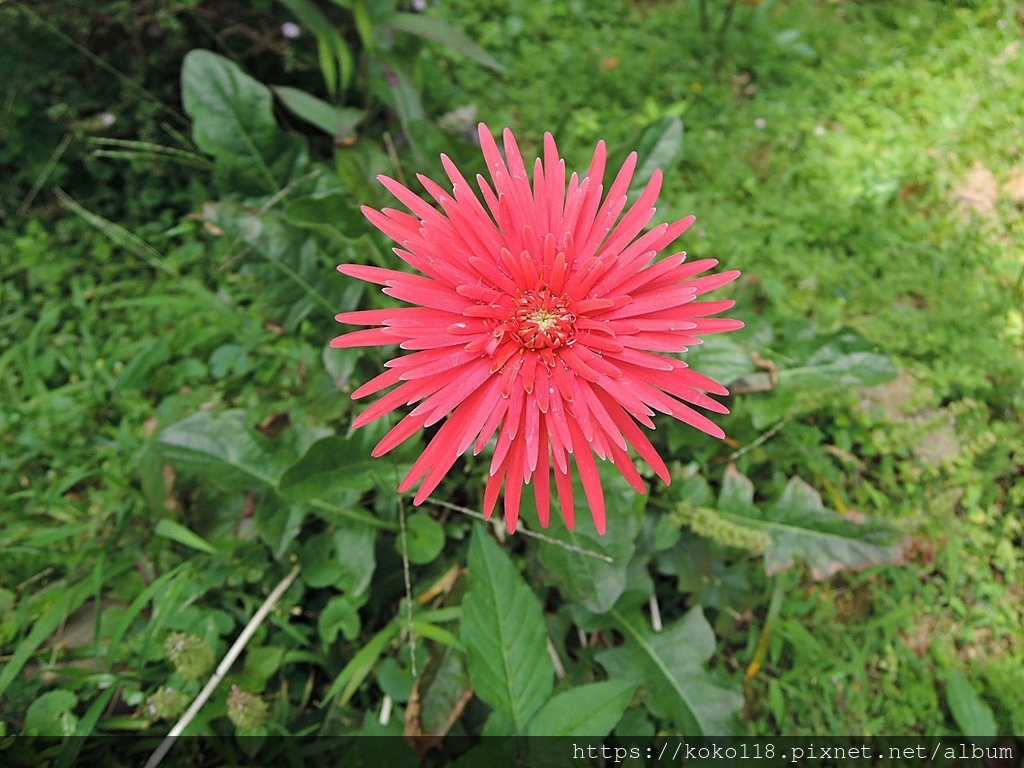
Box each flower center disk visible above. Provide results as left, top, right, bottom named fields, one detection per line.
left=510, top=289, right=575, bottom=350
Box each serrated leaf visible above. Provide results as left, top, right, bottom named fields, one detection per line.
left=526, top=680, right=636, bottom=737
left=157, top=409, right=285, bottom=491
left=460, top=524, right=553, bottom=734
left=181, top=50, right=307, bottom=195
left=388, top=12, right=503, bottom=71
left=944, top=670, right=997, bottom=736
left=716, top=469, right=905, bottom=579
left=273, top=86, right=365, bottom=139
left=597, top=607, right=741, bottom=735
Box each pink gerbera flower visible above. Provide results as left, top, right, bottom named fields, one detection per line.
left=332, top=124, right=742, bottom=534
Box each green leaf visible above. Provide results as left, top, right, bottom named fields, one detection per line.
left=273, top=86, right=365, bottom=139
left=597, top=607, right=742, bottom=735
left=299, top=523, right=376, bottom=596
left=401, top=513, right=445, bottom=565
left=460, top=524, right=554, bottom=734
left=181, top=50, right=307, bottom=195
left=377, top=657, right=414, bottom=702
left=630, top=116, right=684, bottom=194
left=0, top=582, right=93, bottom=700
left=323, top=620, right=400, bottom=706
left=777, top=327, right=897, bottom=393
left=154, top=518, right=217, bottom=554
left=417, top=646, right=472, bottom=736
left=201, top=202, right=350, bottom=330
left=537, top=465, right=643, bottom=613
left=526, top=680, right=636, bottom=737
left=388, top=12, right=504, bottom=71
left=319, top=594, right=362, bottom=645
left=715, top=468, right=905, bottom=579
left=25, top=690, right=78, bottom=737
left=283, top=191, right=370, bottom=242
left=279, top=434, right=380, bottom=503
left=679, top=336, right=757, bottom=390
left=944, top=670, right=997, bottom=736
left=157, top=409, right=283, bottom=491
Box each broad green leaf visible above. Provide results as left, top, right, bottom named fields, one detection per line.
left=255, top=497, right=307, bottom=560
left=25, top=690, right=78, bottom=737
left=377, top=657, right=414, bottom=702
left=417, top=646, right=472, bottom=736
left=777, top=327, right=897, bottom=393
left=944, top=670, right=997, bottom=736
left=318, top=594, right=361, bottom=645
left=201, top=202, right=348, bottom=329
left=181, top=50, right=307, bottom=195
left=537, top=469, right=641, bottom=613
left=279, top=434, right=380, bottom=502
left=461, top=525, right=553, bottom=734
left=597, top=607, right=742, bottom=735
left=716, top=469, right=905, bottom=579
left=299, top=523, right=376, bottom=596
left=283, top=191, right=370, bottom=242
left=154, top=518, right=217, bottom=554
left=388, top=12, right=503, bottom=71
left=630, top=116, right=684, bottom=193
left=680, top=336, right=757, bottom=390
left=157, top=409, right=283, bottom=491
left=273, top=86, right=365, bottom=139
left=378, top=62, right=426, bottom=160
left=401, top=513, right=445, bottom=565
left=526, top=680, right=637, bottom=737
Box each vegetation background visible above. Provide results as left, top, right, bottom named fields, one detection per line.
left=1, top=0, right=1023, bottom=759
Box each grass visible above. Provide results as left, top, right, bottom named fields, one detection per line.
left=2, top=0, right=1023, bottom=742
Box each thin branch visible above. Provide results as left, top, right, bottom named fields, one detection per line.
left=425, top=499, right=614, bottom=563
left=143, top=564, right=301, bottom=768
left=728, top=418, right=788, bottom=462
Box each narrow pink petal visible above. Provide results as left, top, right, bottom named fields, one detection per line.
left=568, top=419, right=605, bottom=534
left=373, top=411, right=429, bottom=456
left=594, top=388, right=670, bottom=483
left=352, top=367, right=403, bottom=399
left=607, top=438, right=647, bottom=494
left=533, top=426, right=551, bottom=528
left=330, top=328, right=395, bottom=349
left=483, top=461, right=506, bottom=520
left=554, top=460, right=575, bottom=530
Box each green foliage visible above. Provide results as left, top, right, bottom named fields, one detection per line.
left=461, top=525, right=554, bottom=735
left=3, top=0, right=1023, bottom=753
left=182, top=50, right=309, bottom=197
